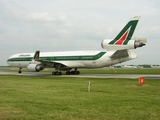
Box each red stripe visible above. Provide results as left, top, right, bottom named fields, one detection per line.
left=115, top=31, right=129, bottom=45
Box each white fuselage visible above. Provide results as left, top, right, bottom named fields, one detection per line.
left=7, top=50, right=137, bottom=69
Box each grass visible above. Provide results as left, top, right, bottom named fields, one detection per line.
left=0, top=75, right=160, bottom=119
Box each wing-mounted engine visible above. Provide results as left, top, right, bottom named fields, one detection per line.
left=27, top=64, right=44, bottom=72
left=101, top=37, right=146, bottom=51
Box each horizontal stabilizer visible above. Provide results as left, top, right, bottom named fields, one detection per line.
left=132, top=37, right=147, bottom=43
left=110, top=50, right=129, bottom=58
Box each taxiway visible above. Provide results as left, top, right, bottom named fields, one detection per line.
left=0, top=71, right=160, bottom=79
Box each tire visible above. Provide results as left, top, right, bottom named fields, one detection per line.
left=75, top=71, right=80, bottom=75
left=66, top=71, right=70, bottom=75
left=58, top=72, right=62, bottom=75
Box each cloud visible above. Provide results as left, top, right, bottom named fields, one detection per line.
left=0, top=0, right=160, bottom=65
left=24, top=12, right=67, bottom=23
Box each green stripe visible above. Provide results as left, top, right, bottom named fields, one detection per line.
left=7, top=52, right=106, bottom=62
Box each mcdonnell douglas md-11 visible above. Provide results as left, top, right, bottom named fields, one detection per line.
left=7, top=16, right=147, bottom=75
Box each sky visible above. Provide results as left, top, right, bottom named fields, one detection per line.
left=0, top=0, right=160, bottom=66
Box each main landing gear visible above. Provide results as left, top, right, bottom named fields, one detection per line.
left=52, top=68, right=80, bottom=75
left=52, top=71, right=62, bottom=75
left=18, top=68, right=22, bottom=73
left=66, top=68, right=80, bottom=75
left=66, top=70, right=80, bottom=75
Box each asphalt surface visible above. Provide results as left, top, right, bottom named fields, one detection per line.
left=0, top=71, right=160, bottom=79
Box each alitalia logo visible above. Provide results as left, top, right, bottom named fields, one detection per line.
left=109, top=19, right=138, bottom=45
left=114, top=28, right=130, bottom=45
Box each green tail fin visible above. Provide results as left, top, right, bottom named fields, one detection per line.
left=109, top=16, right=141, bottom=45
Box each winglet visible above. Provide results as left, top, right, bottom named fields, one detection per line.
left=33, top=50, right=40, bottom=60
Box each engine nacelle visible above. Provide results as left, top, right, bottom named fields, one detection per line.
left=27, top=64, right=44, bottom=72
left=101, top=39, right=146, bottom=51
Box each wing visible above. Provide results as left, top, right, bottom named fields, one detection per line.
left=32, top=51, right=68, bottom=69
left=36, top=59, right=68, bottom=69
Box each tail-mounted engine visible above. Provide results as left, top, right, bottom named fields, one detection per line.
left=27, top=64, right=44, bottom=72
left=101, top=37, right=147, bottom=51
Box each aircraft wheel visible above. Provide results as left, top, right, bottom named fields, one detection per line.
left=75, top=71, right=80, bottom=75
left=71, top=71, right=75, bottom=74
left=66, top=71, right=70, bottom=75
left=52, top=72, right=55, bottom=75
left=52, top=71, right=62, bottom=75
left=18, top=68, right=22, bottom=73
left=58, top=72, right=62, bottom=75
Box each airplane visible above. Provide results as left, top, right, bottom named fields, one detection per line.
left=7, top=16, right=147, bottom=75
left=123, top=65, right=137, bottom=68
